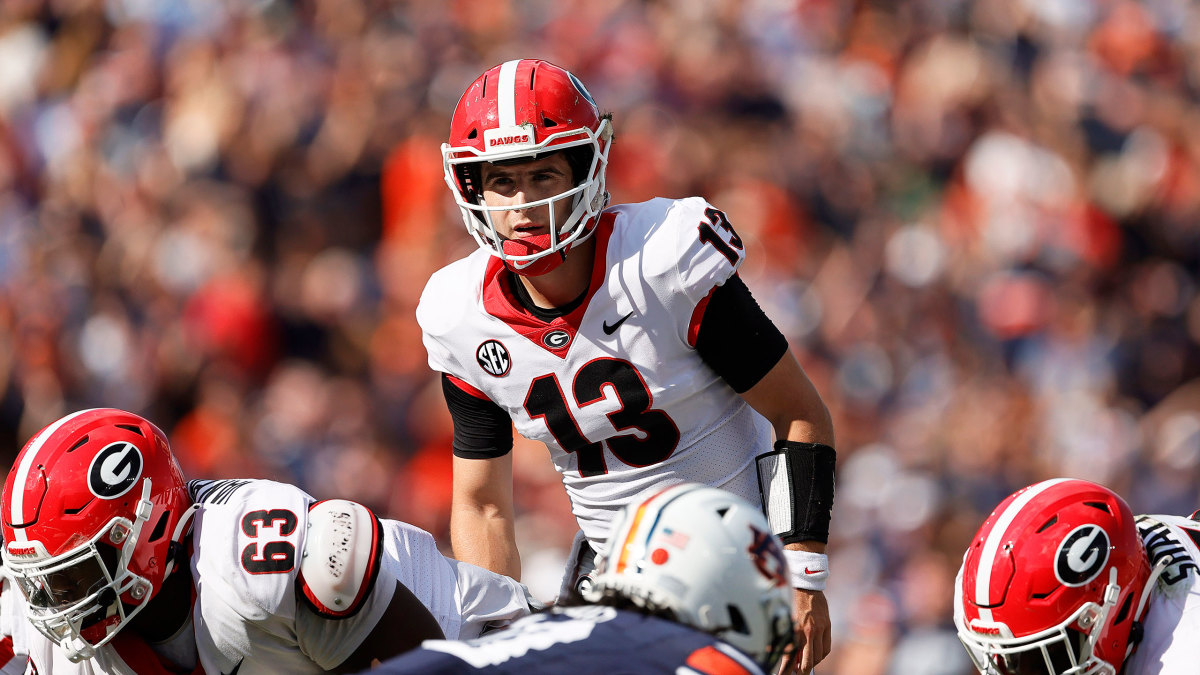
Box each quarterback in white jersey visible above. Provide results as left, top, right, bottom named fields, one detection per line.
left=955, top=478, right=1200, bottom=675
left=422, top=58, right=837, bottom=673
left=1, top=409, right=534, bottom=674
left=421, top=198, right=773, bottom=545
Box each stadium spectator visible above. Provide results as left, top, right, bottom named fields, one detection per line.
left=2, top=2, right=1199, bottom=671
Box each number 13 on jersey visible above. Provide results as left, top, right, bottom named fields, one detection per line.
left=524, top=358, right=680, bottom=477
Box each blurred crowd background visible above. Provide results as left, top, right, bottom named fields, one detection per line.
left=3, top=0, right=1200, bottom=672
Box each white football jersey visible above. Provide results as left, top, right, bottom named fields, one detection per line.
left=1125, top=514, right=1200, bottom=674
left=187, top=479, right=532, bottom=675
left=419, top=197, right=775, bottom=551
left=0, top=573, right=28, bottom=675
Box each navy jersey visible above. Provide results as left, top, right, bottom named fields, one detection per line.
left=365, top=606, right=765, bottom=675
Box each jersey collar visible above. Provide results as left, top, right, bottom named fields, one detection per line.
left=482, top=213, right=615, bottom=358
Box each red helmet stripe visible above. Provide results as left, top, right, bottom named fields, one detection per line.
left=7, top=408, right=101, bottom=542
left=497, top=60, right=521, bottom=128
left=974, top=477, right=1072, bottom=622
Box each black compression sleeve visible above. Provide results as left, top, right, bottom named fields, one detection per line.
left=441, top=373, right=514, bottom=459
left=695, top=275, right=789, bottom=393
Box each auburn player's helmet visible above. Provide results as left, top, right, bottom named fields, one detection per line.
left=587, top=484, right=795, bottom=671
left=955, top=478, right=1155, bottom=675
left=1, top=409, right=192, bottom=662
left=441, top=58, right=613, bottom=276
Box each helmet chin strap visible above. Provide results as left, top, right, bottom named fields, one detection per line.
left=501, top=235, right=569, bottom=276
left=63, top=635, right=96, bottom=663
left=1135, top=555, right=1171, bottom=620
left=1125, top=554, right=1172, bottom=657
left=163, top=502, right=200, bottom=579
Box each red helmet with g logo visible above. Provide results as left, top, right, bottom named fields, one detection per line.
left=441, top=59, right=613, bottom=275
left=1, top=409, right=191, bottom=662
left=955, top=478, right=1153, bottom=675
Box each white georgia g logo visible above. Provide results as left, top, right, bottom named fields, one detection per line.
left=87, top=441, right=144, bottom=499
left=1055, top=524, right=1110, bottom=587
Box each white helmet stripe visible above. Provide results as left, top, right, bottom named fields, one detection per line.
left=7, top=409, right=100, bottom=542
left=497, top=60, right=520, bottom=128
left=974, top=477, right=1071, bottom=622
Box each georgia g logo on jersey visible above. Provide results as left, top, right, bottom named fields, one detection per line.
left=87, top=441, right=144, bottom=499
left=542, top=329, right=571, bottom=349
left=1055, top=524, right=1110, bottom=586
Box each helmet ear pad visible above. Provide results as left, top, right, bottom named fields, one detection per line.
left=562, top=145, right=595, bottom=185
left=454, top=162, right=482, bottom=205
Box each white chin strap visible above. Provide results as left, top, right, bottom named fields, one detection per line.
left=163, top=502, right=199, bottom=579
left=1122, top=554, right=1172, bottom=663
left=64, top=635, right=96, bottom=663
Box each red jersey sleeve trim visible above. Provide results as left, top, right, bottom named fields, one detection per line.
left=687, top=286, right=717, bottom=348
left=0, top=636, right=13, bottom=669
left=446, top=374, right=489, bottom=400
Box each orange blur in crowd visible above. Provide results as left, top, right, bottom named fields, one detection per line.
left=1, top=1, right=1199, bottom=673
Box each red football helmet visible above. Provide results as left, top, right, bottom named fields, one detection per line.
left=955, top=478, right=1156, bottom=675
left=441, top=59, right=613, bottom=276
left=1, top=409, right=192, bottom=662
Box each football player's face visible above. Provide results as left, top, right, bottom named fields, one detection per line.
left=479, top=154, right=575, bottom=239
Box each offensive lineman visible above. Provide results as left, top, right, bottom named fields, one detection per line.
left=360, top=484, right=796, bottom=675
left=1, top=408, right=535, bottom=674
left=418, top=58, right=836, bottom=673
left=955, top=478, right=1200, bottom=674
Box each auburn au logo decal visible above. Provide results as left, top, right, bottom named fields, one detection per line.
left=748, top=526, right=788, bottom=588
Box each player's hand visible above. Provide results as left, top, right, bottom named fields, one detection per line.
left=779, top=588, right=831, bottom=674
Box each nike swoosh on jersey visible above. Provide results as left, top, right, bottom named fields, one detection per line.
left=602, top=311, right=634, bottom=335
left=223, top=658, right=243, bottom=675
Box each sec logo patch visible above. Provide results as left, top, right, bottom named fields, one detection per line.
left=477, top=340, right=511, bottom=377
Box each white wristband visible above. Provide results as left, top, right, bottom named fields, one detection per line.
left=784, top=549, right=829, bottom=591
